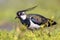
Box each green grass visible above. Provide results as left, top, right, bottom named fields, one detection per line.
left=0, top=0, right=60, bottom=40
left=0, top=26, right=60, bottom=40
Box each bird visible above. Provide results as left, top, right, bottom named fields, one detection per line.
left=15, top=5, right=57, bottom=30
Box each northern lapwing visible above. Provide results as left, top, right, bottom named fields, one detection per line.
left=15, top=5, right=57, bottom=30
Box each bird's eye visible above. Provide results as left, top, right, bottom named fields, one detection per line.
left=22, top=12, right=26, bottom=15
left=22, top=13, right=25, bottom=15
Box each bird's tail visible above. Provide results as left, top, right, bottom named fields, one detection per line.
left=45, top=19, right=57, bottom=27
left=48, top=19, right=57, bottom=27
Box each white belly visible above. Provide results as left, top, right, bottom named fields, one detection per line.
left=28, top=20, right=40, bottom=29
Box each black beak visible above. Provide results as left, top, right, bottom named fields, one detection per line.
left=15, top=16, right=18, bottom=19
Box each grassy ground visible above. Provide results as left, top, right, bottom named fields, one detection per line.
left=0, top=0, right=60, bottom=40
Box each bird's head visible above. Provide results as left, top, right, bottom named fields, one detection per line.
left=15, top=11, right=27, bottom=20
left=15, top=5, right=38, bottom=20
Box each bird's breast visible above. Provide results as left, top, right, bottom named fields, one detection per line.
left=21, top=19, right=30, bottom=27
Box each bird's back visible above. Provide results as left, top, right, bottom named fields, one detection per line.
left=27, top=14, right=57, bottom=27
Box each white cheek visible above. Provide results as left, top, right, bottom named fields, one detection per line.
left=20, top=15, right=26, bottom=20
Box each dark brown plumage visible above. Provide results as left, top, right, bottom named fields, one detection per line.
left=27, top=14, right=57, bottom=27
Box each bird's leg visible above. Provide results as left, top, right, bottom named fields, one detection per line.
left=47, top=31, right=51, bottom=37
left=27, top=27, right=34, bottom=33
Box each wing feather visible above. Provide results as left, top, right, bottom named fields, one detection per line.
left=27, top=14, right=48, bottom=25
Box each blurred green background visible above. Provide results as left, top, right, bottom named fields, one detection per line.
left=0, top=0, right=60, bottom=40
